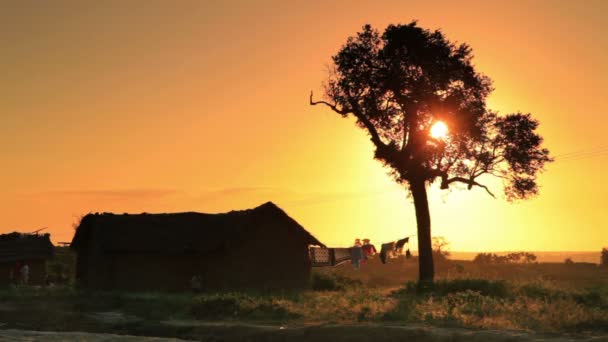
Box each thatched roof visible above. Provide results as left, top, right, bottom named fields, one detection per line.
left=71, top=201, right=324, bottom=253
left=0, top=232, right=54, bottom=262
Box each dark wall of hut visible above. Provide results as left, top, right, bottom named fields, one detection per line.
left=0, top=232, right=54, bottom=287
left=72, top=203, right=320, bottom=291
left=76, top=228, right=311, bottom=291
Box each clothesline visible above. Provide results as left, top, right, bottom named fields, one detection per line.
left=309, top=234, right=416, bottom=267
left=318, top=234, right=417, bottom=248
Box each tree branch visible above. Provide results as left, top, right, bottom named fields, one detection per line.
left=309, top=91, right=351, bottom=115
left=443, top=176, right=495, bottom=198
left=310, top=91, right=388, bottom=149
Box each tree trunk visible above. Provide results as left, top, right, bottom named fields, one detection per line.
left=410, top=177, right=434, bottom=282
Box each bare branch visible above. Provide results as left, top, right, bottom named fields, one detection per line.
left=443, top=176, right=496, bottom=198
left=310, top=91, right=388, bottom=150
left=309, top=91, right=350, bottom=115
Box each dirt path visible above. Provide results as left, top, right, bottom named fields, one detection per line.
left=0, top=329, right=193, bottom=341
left=2, top=324, right=607, bottom=342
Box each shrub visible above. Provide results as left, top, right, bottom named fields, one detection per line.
left=444, top=290, right=502, bottom=317
left=601, top=248, right=608, bottom=267
left=189, top=293, right=242, bottom=318
left=381, top=294, right=416, bottom=321
left=518, top=283, right=565, bottom=301
left=311, top=272, right=361, bottom=291
left=189, top=293, right=299, bottom=320
left=472, top=252, right=496, bottom=264
left=572, top=287, right=608, bottom=310
left=473, top=252, right=538, bottom=264
left=402, top=279, right=509, bottom=298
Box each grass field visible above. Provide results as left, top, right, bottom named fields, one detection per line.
left=0, top=251, right=607, bottom=341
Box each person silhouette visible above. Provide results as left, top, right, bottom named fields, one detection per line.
left=351, top=239, right=363, bottom=269
left=20, top=261, right=29, bottom=286
left=362, top=238, right=377, bottom=259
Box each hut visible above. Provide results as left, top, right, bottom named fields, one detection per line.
left=70, top=202, right=324, bottom=291
left=0, top=232, right=54, bottom=286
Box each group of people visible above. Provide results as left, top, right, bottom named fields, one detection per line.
left=9, top=261, right=30, bottom=286
left=350, top=238, right=377, bottom=269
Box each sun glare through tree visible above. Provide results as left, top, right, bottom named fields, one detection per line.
left=430, top=121, right=448, bottom=139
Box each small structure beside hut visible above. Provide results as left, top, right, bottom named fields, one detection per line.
left=70, top=202, right=324, bottom=291
left=0, top=232, right=54, bottom=287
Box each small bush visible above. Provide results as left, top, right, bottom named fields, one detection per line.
left=519, top=283, right=565, bottom=301
left=357, top=306, right=372, bottom=321
left=402, top=279, right=509, bottom=298
left=444, top=290, right=503, bottom=317
left=572, top=287, right=608, bottom=309
left=381, top=295, right=415, bottom=321
left=189, top=293, right=242, bottom=318
left=473, top=252, right=537, bottom=264
left=601, top=248, right=608, bottom=267
left=248, top=301, right=298, bottom=320
left=311, top=272, right=361, bottom=291
left=189, top=293, right=299, bottom=320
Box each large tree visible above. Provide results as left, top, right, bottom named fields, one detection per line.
left=311, top=22, right=552, bottom=282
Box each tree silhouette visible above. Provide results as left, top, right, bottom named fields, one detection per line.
left=432, top=236, right=451, bottom=262
left=311, top=22, right=552, bottom=282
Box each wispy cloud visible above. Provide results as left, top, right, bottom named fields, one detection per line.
left=30, top=186, right=400, bottom=208
left=42, top=189, right=178, bottom=200
left=191, top=186, right=399, bottom=207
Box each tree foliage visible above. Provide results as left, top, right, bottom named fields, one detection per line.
left=311, top=22, right=552, bottom=200
left=432, top=236, right=451, bottom=261
left=312, top=21, right=552, bottom=282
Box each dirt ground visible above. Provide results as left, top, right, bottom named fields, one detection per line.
left=1, top=324, right=608, bottom=342
left=0, top=328, right=191, bottom=341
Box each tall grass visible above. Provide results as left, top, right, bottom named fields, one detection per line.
left=1, top=260, right=607, bottom=335
left=382, top=279, right=608, bottom=332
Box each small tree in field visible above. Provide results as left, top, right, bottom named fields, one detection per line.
left=601, top=248, right=608, bottom=267
left=432, top=236, right=451, bottom=262
left=311, top=22, right=552, bottom=282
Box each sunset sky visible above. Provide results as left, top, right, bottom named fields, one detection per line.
left=1, top=0, right=607, bottom=251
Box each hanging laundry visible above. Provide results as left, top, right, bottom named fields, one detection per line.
left=333, top=248, right=352, bottom=266
left=310, top=235, right=413, bottom=267
left=395, top=237, right=409, bottom=250
left=380, top=241, right=395, bottom=264
left=309, top=247, right=352, bottom=267
left=309, top=247, right=332, bottom=267
left=380, top=236, right=412, bottom=264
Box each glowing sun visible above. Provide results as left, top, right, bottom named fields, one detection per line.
left=430, top=121, right=449, bottom=139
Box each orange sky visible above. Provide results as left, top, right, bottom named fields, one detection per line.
left=1, top=0, right=607, bottom=251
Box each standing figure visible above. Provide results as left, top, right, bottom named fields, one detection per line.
left=362, top=239, right=377, bottom=259
left=20, top=262, right=29, bottom=286
left=351, top=239, right=363, bottom=269
left=191, top=275, right=202, bottom=293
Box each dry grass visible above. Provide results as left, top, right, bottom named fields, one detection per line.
left=319, top=255, right=608, bottom=288
left=0, top=256, right=606, bottom=337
